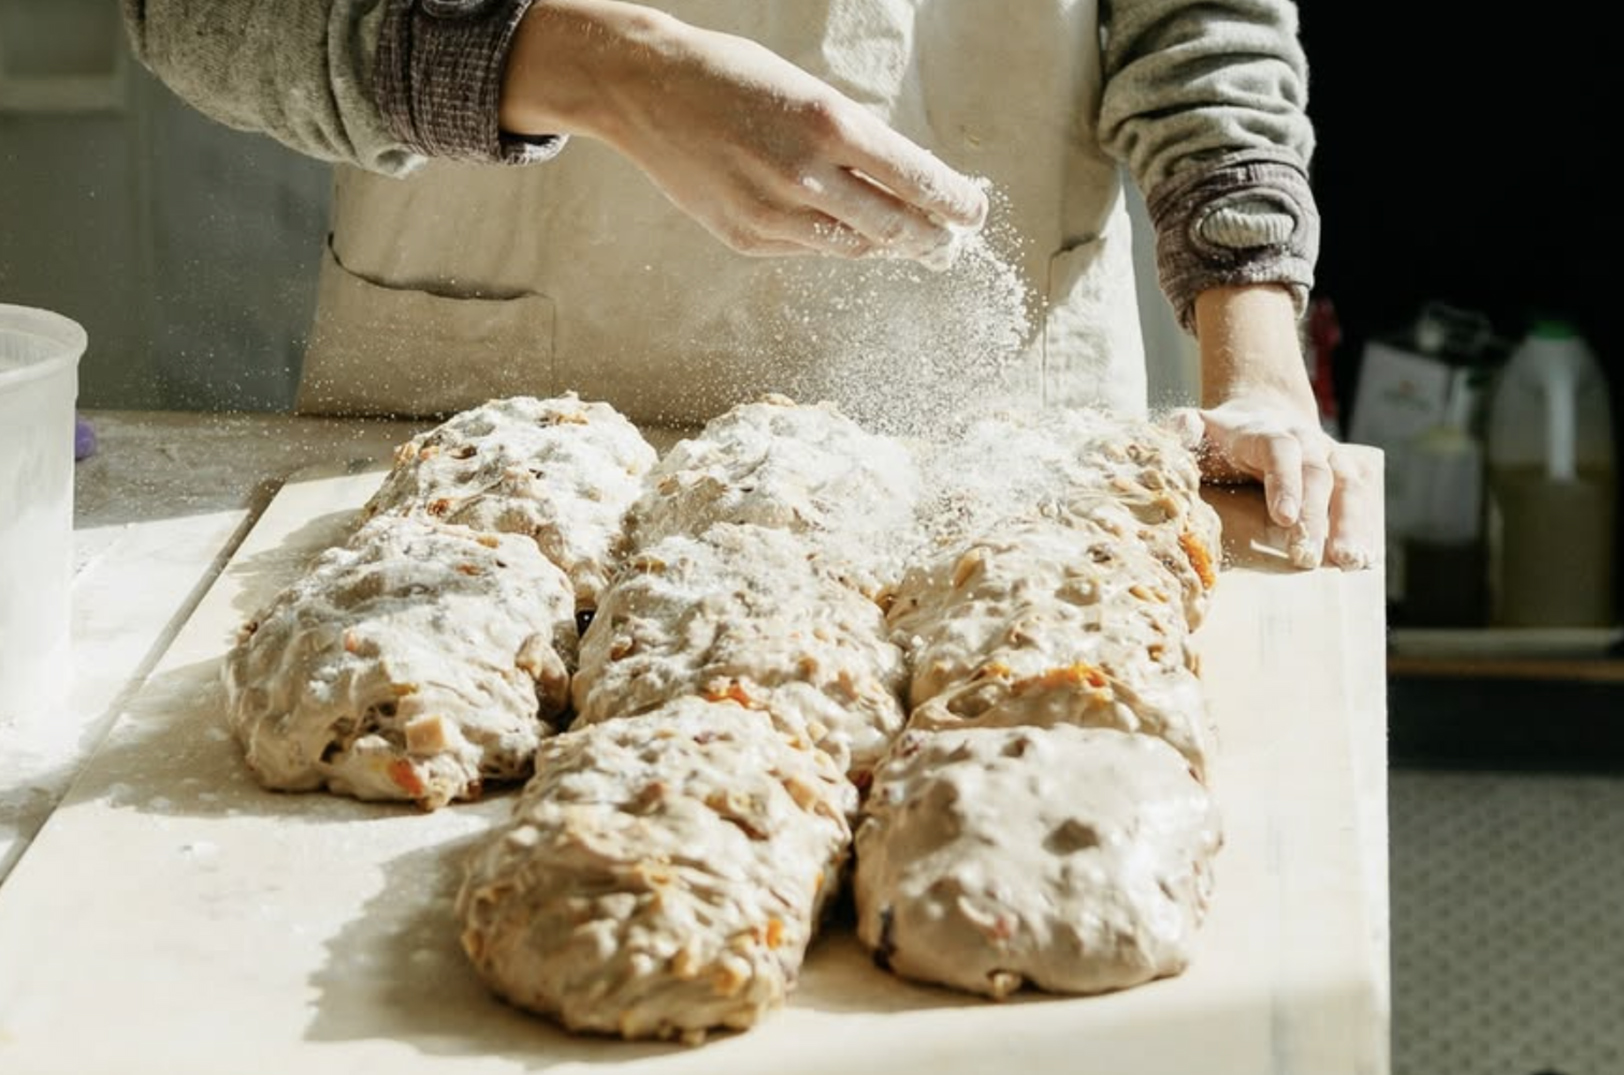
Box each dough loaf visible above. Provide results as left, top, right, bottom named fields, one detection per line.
left=916, top=407, right=1220, bottom=624
left=571, top=524, right=906, bottom=780
left=854, top=725, right=1220, bottom=998
left=457, top=701, right=854, bottom=1043
left=628, top=395, right=919, bottom=595
left=224, top=517, right=576, bottom=809
left=887, top=517, right=1213, bottom=777
left=361, top=393, right=657, bottom=607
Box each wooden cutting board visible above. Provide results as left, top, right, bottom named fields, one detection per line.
left=0, top=463, right=1389, bottom=1075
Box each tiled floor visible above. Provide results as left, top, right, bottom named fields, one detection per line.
left=1390, top=770, right=1624, bottom=1075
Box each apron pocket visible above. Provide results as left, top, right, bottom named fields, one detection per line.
left=296, top=242, right=556, bottom=418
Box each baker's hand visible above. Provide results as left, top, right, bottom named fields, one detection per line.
left=1169, top=397, right=1380, bottom=570
left=500, top=0, right=987, bottom=261
left=1175, top=285, right=1381, bottom=571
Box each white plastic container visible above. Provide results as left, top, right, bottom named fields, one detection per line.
left=0, top=304, right=85, bottom=713
left=1486, top=321, right=1616, bottom=627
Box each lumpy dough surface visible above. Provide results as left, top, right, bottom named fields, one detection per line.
left=457, top=701, right=854, bottom=1043
left=572, top=524, right=906, bottom=780
left=887, top=517, right=1213, bottom=776
left=915, top=407, right=1221, bottom=623
left=361, top=393, right=657, bottom=607
left=627, top=396, right=920, bottom=594
left=223, top=517, right=576, bottom=809
left=854, top=725, right=1221, bottom=998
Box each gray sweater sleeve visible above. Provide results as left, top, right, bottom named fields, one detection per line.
left=121, top=0, right=561, bottom=173
left=1098, top=0, right=1319, bottom=329
left=122, top=0, right=411, bottom=173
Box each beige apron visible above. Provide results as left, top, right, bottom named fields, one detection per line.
left=297, top=0, right=1146, bottom=427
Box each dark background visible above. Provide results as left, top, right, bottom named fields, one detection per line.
left=1299, top=7, right=1621, bottom=409
left=1300, top=6, right=1623, bottom=624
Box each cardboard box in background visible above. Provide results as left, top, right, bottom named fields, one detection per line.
left=1347, top=306, right=1502, bottom=605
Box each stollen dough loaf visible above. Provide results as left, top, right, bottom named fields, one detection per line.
left=854, top=725, right=1221, bottom=998
left=223, top=517, right=575, bottom=809
left=572, top=524, right=906, bottom=780
left=628, top=395, right=919, bottom=595
left=457, top=700, right=855, bottom=1043
left=361, top=393, right=657, bottom=607
left=887, top=518, right=1213, bottom=777
left=917, top=407, right=1220, bottom=624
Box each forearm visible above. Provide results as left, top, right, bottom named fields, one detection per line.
left=1193, top=284, right=1315, bottom=412
left=500, top=0, right=676, bottom=141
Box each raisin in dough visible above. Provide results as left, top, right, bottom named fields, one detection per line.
left=457, top=701, right=855, bottom=1043
left=361, top=394, right=657, bottom=607
left=887, top=518, right=1213, bottom=777
left=572, top=524, right=906, bottom=780
left=223, top=517, right=575, bottom=809
left=628, top=395, right=919, bottom=594
left=854, top=726, right=1221, bottom=998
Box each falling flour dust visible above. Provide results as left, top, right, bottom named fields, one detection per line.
left=751, top=179, right=1035, bottom=441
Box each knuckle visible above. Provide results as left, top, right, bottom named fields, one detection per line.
left=1332, top=445, right=1381, bottom=483
left=801, top=96, right=851, bottom=142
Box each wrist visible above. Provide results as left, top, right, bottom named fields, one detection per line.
left=499, top=0, right=679, bottom=142
left=1194, top=284, right=1316, bottom=413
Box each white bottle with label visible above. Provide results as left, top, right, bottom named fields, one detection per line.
left=1486, top=321, right=1617, bottom=627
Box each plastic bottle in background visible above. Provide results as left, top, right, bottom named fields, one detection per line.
left=1402, top=367, right=1488, bottom=626
left=1486, top=320, right=1617, bottom=627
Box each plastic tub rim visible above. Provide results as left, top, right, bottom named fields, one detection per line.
left=0, top=303, right=88, bottom=390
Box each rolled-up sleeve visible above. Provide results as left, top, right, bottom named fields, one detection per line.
left=374, top=0, right=565, bottom=164
left=1098, top=0, right=1319, bottom=329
